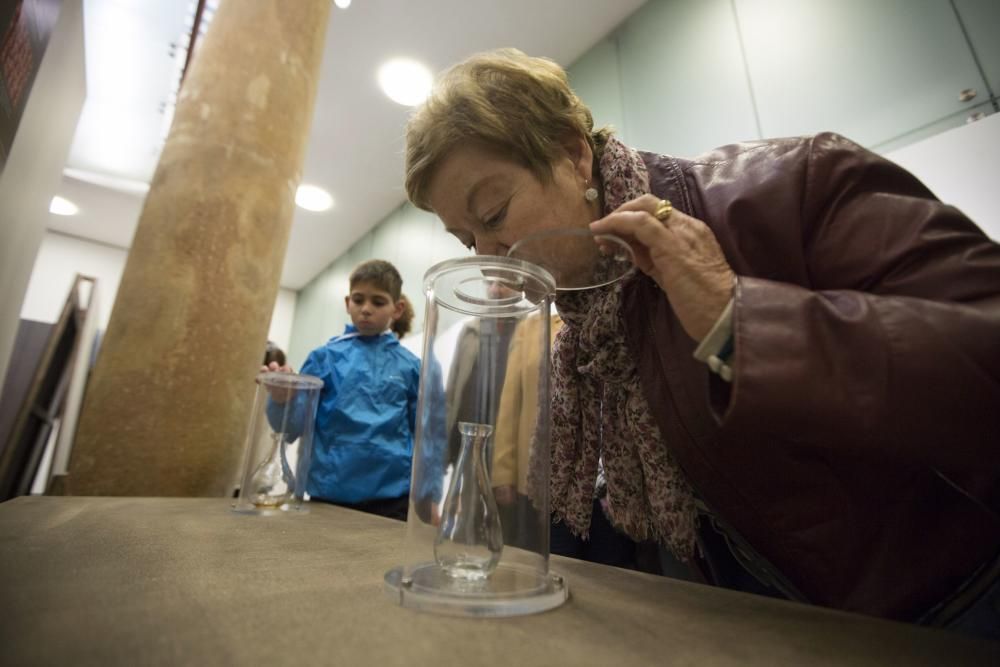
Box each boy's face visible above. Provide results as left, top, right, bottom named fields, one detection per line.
left=345, top=282, right=402, bottom=336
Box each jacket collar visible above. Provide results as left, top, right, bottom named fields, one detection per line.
left=330, top=324, right=398, bottom=345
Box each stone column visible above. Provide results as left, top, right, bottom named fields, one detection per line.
left=65, top=0, right=330, bottom=496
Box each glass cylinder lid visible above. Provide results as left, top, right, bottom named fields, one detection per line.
left=425, top=256, right=556, bottom=318
left=507, top=228, right=635, bottom=291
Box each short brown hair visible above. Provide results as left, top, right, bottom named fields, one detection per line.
left=405, top=48, right=611, bottom=211
left=349, top=259, right=403, bottom=301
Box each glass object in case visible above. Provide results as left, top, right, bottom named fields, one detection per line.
left=434, top=422, right=504, bottom=580
left=385, top=256, right=568, bottom=616
left=233, top=371, right=323, bottom=515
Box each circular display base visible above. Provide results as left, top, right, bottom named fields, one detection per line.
left=384, top=563, right=568, bottom=617
left=230, top=502, right=309, bottom=516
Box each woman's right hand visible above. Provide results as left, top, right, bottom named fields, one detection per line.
left=590, top=194, right=735, bottom=342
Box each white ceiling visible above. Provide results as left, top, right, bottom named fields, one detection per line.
left=50, top=0, right=646, bottom=289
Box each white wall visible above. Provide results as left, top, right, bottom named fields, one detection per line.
left=20, top=232, right=298, bottom=352
left=883, top=112, right=1000, bottom=242
left=20, top=232, right=127, bottom=332
left=0, top=0, right=86, bottom=394
left=268, top=288, right=298, bottom=354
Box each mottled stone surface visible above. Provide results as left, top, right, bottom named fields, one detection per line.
left=67, top=0, right=331, bottom=496
left=2, top=497, right=997, bottom=666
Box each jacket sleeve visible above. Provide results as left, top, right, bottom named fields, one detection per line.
left=415, top=355, right=446, bottom=503
left=444, top=325, right=476, bottom=462
left=407, top=357, right=419, bottom=436
left=492, top=324, right=525, bottom=488
left=721, top=133, right=1000, bottom=489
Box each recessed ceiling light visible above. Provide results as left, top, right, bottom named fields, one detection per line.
left=50, top=196, right=79, bottom=216
left=334, top=0, right=351, bottom=8
left=295, top=184, right=334, bottom=212
left=378, top=58, right=432, bottom=106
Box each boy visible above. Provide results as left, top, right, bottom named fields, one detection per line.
left=263, top=260, right=420, bottom=520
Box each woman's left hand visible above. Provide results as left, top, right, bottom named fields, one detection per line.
left=590, top=194, right=735, bottom=342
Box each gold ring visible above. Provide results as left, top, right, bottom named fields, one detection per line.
left=654, top=199, right=673, bottom=221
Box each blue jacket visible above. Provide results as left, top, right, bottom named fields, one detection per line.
left=288, top=326, right=421, bottom=504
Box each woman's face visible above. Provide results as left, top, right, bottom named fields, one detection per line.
left=426, top=138, right=598, bottom=256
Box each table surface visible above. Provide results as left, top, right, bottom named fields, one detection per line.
left=0, top=496, right=996, bottom=666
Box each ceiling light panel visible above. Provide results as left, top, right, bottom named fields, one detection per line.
left=50, top=196, right=80, bottom=216
left=378, top=58, right=432, bottom=106
left=296, top=184, right=334, bottom=212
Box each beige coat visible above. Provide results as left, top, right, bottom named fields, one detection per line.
left=492, top=312, right=562, bottom=493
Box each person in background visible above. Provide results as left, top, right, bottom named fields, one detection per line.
left=263, top=259, right=425, bottom=521
left=490, top=311, right=555, bottom=545
left=493, top=310, right=662, bottom=573
left=489, top=313, right=549, bottom=541
left=230, top=340, right=290, bottom=498
left=262, top=340, right=286, bottom=368
left=444, top=281, right=519, bottom=466
left=403, top=48, right=1000, bottom=636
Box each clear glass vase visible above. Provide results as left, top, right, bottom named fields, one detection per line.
left=246, top=432, right=294, bottom=509
left=434, top=422, right=504, bottom=580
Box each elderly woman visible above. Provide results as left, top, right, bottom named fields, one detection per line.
left=403, top=49, right=1000, bottom=634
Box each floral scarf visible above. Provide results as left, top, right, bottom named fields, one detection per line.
left=542, top=136, right=697, bottom=561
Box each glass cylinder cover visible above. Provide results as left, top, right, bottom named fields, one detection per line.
left=233, top=372, right=323, bottom=515
left=384, top=256, right=568, bottom=616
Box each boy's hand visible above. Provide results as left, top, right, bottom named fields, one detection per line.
left=258, top=361, right=296, bottom=403
left=260, top=361, right=294, bottom=374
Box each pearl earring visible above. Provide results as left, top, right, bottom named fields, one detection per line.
left=584, top=181, right=599, bottom=202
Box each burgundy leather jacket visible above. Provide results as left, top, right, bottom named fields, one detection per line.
left=621, top=133, right=1000, bottom=622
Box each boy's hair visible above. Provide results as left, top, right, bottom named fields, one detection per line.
left=392, top=293, right=415, bottom=339
left=349, top=259, right=403, bottom=301
left=404, top=48, right=612, bottom=211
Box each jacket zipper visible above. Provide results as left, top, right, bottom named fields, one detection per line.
left=696, top=498, right=810, bottom=604
left=642, top=307, right=809, bottom=604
